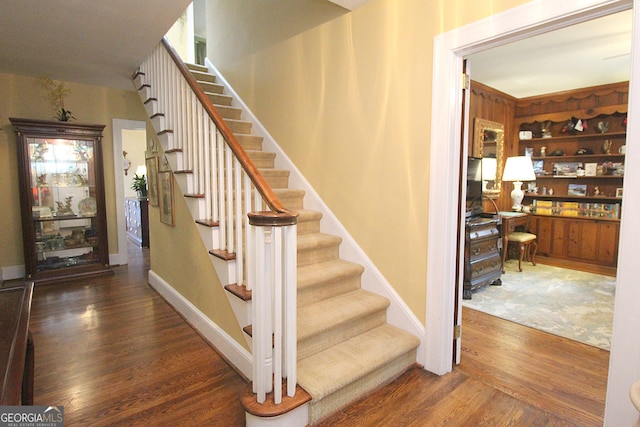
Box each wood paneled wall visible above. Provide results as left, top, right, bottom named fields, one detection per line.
left=514, top=81, right=629, bottom=119
left=468, top=81, right=518, bottom=211
left=468, top=81, right=628, bottom=213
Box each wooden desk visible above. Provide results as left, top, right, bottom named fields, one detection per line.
left=499, top=212, right=530, bottom=271
left=0, top=282, right=34, bottom=405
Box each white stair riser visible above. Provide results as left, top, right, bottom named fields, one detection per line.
left=151, top=115, right=165, bottom=131
left=157, top=132, right=173, bottom=152
left=133, top=74, right=145, bottom=90
left=138, top=86, right=151, bottom=102
left=163, top=151, right=181, bottom=171
left=184, top=197, right=207, bottom=219
left=144, top=99, right=159, bottom=117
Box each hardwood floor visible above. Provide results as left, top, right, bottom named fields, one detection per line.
left=29, top=245, right=247, bottom=426
left=26, top=243, right=609, bottom=426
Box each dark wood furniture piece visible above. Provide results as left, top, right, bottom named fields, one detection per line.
left=0, top=282, right=34, bottom=405
left=512, top=82, right=626, bottom=273
left=10, top=118, right=112, bottom=284
left=125, top=197, right=149, bottom=247
left=463, top=215, right=502, bottom=299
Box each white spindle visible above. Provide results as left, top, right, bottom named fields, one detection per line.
left=217, top=131, right=226, bottom=249
left=140, top=41, right=299, bottom=408
left=225, top=144, right=234, bottom=254
left=273, top=226, right=283, bottom=404
left=234, top=159, right=244, bottom=285
left=284, top=224, right=297, bottom=396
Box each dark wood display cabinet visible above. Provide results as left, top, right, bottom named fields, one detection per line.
left=10, top=118, right=112, bottom=284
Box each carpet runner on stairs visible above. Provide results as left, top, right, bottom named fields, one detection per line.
left=181, top=63, right=420, bottom=425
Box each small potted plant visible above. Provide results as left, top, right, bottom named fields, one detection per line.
left=42, top=77, right=75, bottom=121
left=131, top=173, right=148, bottom=198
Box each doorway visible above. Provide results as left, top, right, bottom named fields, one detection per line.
left=460, top=9, right=630, bottom=349
left=424, top=0, right=640, bottom=424
left=112, top=119, right=147, bottom=266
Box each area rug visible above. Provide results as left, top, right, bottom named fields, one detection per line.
left=462, top=261, right=616, bottom=350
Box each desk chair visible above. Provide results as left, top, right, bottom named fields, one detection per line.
left=507, top=231, right=537, bottom=272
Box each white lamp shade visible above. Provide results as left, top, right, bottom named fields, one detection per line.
left=502, top=156, right=536, bottom=182
left=135, top=165, right=147, bottom=177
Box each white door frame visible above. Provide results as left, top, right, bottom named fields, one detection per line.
left=111, top=119, right=147, bottom=266
left=424, top=0, right=640, bottom=425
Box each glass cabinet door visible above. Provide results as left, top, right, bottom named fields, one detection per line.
left=29, top=137, right=102, bottom=272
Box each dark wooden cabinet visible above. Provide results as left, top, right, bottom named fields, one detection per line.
left=529, top=215, right=620, bottom=269
left=463, top=216, right=502, bottom=299
left=125, top=197, right=149, bottom=247
left=10, top=118, right=112, bottom=284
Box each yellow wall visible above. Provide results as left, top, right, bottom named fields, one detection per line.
left=147, top=164, right=247, bottom=347
left=0, top=72, right=245, bottom=345
left=205, top=0, right=531, bottom=323
left=0, top=73, right=148, bottom=270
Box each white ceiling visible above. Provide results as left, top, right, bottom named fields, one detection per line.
left=467, top=9, right=633, bottom=98
left=0, top=2, right=632, bottom=97
left=0, top=0, right=192, bottom=89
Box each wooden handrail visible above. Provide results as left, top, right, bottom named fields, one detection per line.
left=160, top=37, right=297, bottom=225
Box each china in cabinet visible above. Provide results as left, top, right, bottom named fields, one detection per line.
left=10, top=118, right=112, bottom=283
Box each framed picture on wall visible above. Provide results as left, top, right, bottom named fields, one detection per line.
left=145, top=155, right=158, bottom=206
left=158, top=170, right=174, bottom=226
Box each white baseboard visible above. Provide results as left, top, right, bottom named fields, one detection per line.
left=147, top=269, right=253, bottom=379
left=1, top=265, right=25, bottom=281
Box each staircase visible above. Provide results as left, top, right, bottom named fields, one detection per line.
left=136, top=47, right=419, bottom=425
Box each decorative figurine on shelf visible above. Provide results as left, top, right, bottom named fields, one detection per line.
left=31, top=142, right=49, bottom=160
left=602, top=139, right=612, bottom=154
left=37, top=173, right=48, bottom=186
left=73, top=142, right=89, bottom=160
left=561, top=117, right=585, bottom=134
left=596, top=121, right=609, bottom=134
left=55, top=196, right=75, bottom=216
left=594, top=186, right=601, bottom=196
left=540, top=146, right=547, bottom=157
left=541, top=121, right=553, bottom=138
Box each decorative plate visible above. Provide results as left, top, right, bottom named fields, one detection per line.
left=78, top=197, right=97, bottom=216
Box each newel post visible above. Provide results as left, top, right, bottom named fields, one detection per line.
left=248, top=211, right=299, bottom=402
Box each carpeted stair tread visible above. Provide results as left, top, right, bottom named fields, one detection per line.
left=190, top=70, right=217, bottom=83
left=198, top=80, right=225, bottom=94
left=235, top=134, right=264, bottom=150
left=246, top=150, right=276, bottom=168
left=214, top=104, right=242, bottom=120
left=297, top=259, right=363, bottom=306
left=206, top=92, right=234, bottom=107
left=298, top=289, right=388, bottom=343
left=297, top=324, right=420, bottom=401
left=272, top=188, right=305, bottom=210
left=295, top=209, right=322, bottom=222
left=294, top=209, right=322, bottom=236
left=186, top=63, right=208, bottom=73
left=297, top=233, right=341, bottom=251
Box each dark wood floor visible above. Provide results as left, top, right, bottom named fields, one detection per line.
left=27, top=243, right=609, bottom=426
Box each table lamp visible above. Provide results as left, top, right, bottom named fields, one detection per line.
left=501, top=156, right=536, bottom=211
